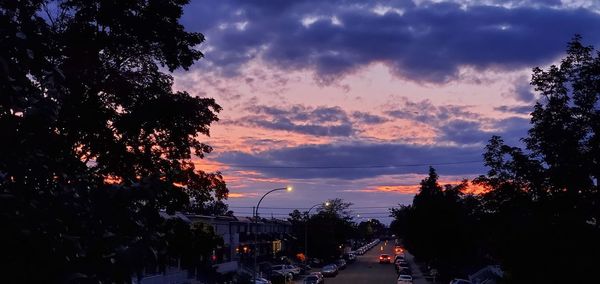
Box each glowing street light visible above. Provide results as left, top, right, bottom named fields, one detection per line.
left=253, top=186, right=293, bottom=283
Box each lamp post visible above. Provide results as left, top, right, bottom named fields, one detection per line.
left=253, top=186, right=293, bottom=283
left=304, top=201, right=329, bottom=264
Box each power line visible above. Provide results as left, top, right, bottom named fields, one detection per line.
left=204, top=160, right=481, bottom=169
left=234, top=211, right=391, bottom=214
left=229, top=206, right=398, bottom=209
left=236, top=212, right=393, bottom=218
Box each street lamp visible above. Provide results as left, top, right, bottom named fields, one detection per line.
left=304, top=201, right=329, bottom=263
left=253, top=186, right=293, bottom=283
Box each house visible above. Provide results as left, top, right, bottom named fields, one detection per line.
left=186, top=215, right=292, bottom=270
left=133, top=213, right=292, bottom=283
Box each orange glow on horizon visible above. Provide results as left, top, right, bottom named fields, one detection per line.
left=352, top=180, right=488, bottom=195
left=206, top=123, right=334, bottom=154
left=228, top=192, right=248, bottom=198
left=193, top=159, right=229, bottom=173
left=374, top=185, right=421, bottom=194
left=463, top=182, right=487, bottom=195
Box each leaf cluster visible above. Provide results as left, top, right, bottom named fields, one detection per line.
left=1, top=0, right=227, bottom=282
left=391, top=36, right=600, bottom=283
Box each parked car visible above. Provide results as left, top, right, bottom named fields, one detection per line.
left=298, top=263, right=312, bottom=274
left=310, top=271, right=324, bottom=281
left=450, top=279, right=472, bottom=284
left=394, top=245, right=404, bottom=255
left=321, top=264, right=338, bottom=277
left=271, top=264, right=301, bottom=277
left=334, top=259, right=347, bottom=270
left=397, top=267, right=412, bottom=276
left=379, top=254, right=392, bottom=264
left=309, top=258, right=324, bottom=268
left=396, top=261, right=410, bottom=270
left=303, top=275, right=324, bottom=284
left=394, top=255, right=405, bottom=263
left=397, top=274, right=413, bottom=284
left=395, top=258, right=408, bottom=265
left=343, top=252, right=356, bottom=263
left=254, top=277, right=272, bottom=284
left=357, top=247, right=365, bottom=255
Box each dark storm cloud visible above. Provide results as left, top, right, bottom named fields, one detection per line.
left=182, top=0, right=600, bottom=82
left=230, top=105, right=393, bottom=136
left=511, top=76, right=536, bottom=102
left=494, top=105, right=532, bottom=114
left=351, top=111, right=388, bottom=124
left=493, top=116, right=531, bottom=146
left=217, top=142, right=487, bottom=179
left=438, top=116, right=530, bottom=145
left=488, top=0, right=563, bottom=7
left=439, top=119, right=494, bottom=145
left=384, top=98, right=479, bottom=124
left=217, top=115, right=531, bottom=180
left=232, top=105, right=355, bottom=137
left=382, top=96, right=530, bottom=145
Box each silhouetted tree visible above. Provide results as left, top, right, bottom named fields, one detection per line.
left=356, top=219, right=385, bottom=240
left=189, top=200, right=234, bottom=216
left=287, top=209, right=308, bottom=258
left=391, top=168, right=485, bottom=280
left=389, top=205, right=412, bottom=240
left=474, top=35, right=600, bottom=283
left=391, top=37, right=600, bottom=283
left=288, top=199, right=356, bottom=261
left=319, top=198, right=354, bottom=220
left=0, top=0, right=226, bottom=282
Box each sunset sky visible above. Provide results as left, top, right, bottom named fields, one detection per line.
left=173, top=0, right=600, bottom=223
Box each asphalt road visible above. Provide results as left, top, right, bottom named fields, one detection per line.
left=295, top=240, right=430, bottom=284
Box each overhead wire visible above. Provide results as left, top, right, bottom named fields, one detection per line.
left=234, top=212, right=391, bottom=215
left=203, top=160, right=481, bottom=169
left=228, top=206, right=399, bottom=209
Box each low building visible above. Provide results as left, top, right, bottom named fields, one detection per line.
left=133, top=213, right=292, bottom=284
left=186, top=215, right=292, bottom=269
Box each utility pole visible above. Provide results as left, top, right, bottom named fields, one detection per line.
left=253, top=187, right=292, bottom=283
left=253, top=206, right=257, bottom=283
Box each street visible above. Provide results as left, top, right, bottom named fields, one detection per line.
left=296, top=240, right=430, bottom=284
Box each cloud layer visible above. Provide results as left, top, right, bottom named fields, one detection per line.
left=176, top=0, right=600, bottom=218
left=183, top=0, right=600, bottom=82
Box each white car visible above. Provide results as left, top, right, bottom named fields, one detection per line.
left=254, top=277, right=272, bottom=284
left=450, top=279, right=471, bottom=284
left=397, top=274, right=413, bottom=284
left=271, top=264, right=301, bottom=276
left=310, top=271, right=324, bottom=281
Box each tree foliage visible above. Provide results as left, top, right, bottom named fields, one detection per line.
left=391, top=168, right=483, bottom=280
left=288, top=199, right=356, bottom=261
left=391, top=36, right=600, bottom=283
left=0, top=0, right=226, bottom=282
left=475, top=35, right=600, bottom=283
left=356, top=218, right=385, bottom=241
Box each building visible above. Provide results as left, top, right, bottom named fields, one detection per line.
left=186, top=215, right=293, bottom=272
left=133, top=213, right=292, bottom=283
